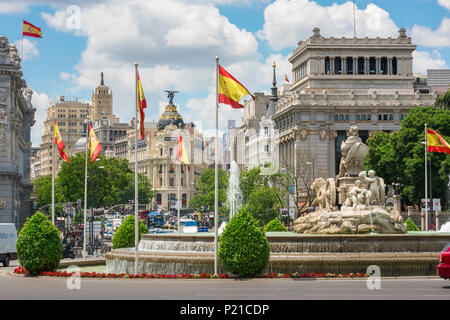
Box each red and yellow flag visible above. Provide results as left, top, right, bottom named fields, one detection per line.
left=88, top=122, right=102, bottom=162
left=285, top=73, right=289, bottom=82
left=54, top=120, right=69, bottom=164
left=177, top=135, right=190, bottom=171
left=23, top=20, right=42, bottom=38
left=427, top=128, right=450, bottom=154
left=218, top=65, right=254, bottom=109
left=137, top=72, right=147, bottom=140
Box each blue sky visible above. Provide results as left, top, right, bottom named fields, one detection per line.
left=0, top=0, right=448, bottom=147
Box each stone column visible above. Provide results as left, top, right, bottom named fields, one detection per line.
left=343, top=58, right=347, bottom=75
left=387, top=57, right=392, bottom=75
left=353, top=57, right=357, bottom=75
left=330, top=57, right=335, bottom=74
left=376, top=57, right=380, bottom=75
left=436, top=210, right=441, bottom=231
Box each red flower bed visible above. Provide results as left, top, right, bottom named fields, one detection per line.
left=14, top=266, right=367, bottom=279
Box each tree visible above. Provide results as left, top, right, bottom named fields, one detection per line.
left=435, top=89, right=450, bottom=110
left=264, top=218, right=288, bottom=232
left=366, top=106, right=450, bottom=208
left=56, top=153, right=155, bottom=209
left=189, top=168, right=229, bottom=214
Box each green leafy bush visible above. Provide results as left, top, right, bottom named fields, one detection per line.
left=218, top=208, right=270, bottom=277
left=405, top=218, right=420, bottom=231
left=112, top=215, right=148, bottom=249
left=16, top=212, right=62, bottom=275
left=264, top=218, right=288, bottom=232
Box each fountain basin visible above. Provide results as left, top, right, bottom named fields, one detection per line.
left=105, top=232, right=450, bottom=276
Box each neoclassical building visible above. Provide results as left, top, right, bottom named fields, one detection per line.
left=0, top=37, right=36, bottom=228
left=125, top=93, right=205, bottom=211
left=273, top=27, right=436, bottom=180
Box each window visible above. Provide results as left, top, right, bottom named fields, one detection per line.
left=334, top=57, right=342, bottom=75
left=159, top=178, right=163, bottom=187
left=380, top=57, right=387, bottom=75
left=356, top=114, right=360, bottom=121
left=345, top=114, right=349, bottom=121
left=159, top=165, right=162, bottom=174
left=358, top=57, right=365, bottom=75
left=169, top=164, right=175, bottom=173
left=325, top=57, right=330, bottom=74
left=160, top=148, right=163, bottom=156
left=181, top=165, right=184, bottom=174
left=361, top=114, right=366, bottom=121
left=169, top=148, right=173, bottom=157
left=264, top=127, right=268, bottom=135
left=346, top=57, right=353, bottom=74
left=383, top=114, right=388, bottom=121
left=264, top=145, right=269, bottom=152
left=169, top=178, right=174, bottom=187
left=392, top=57, right=397, bottom=75
left=181, top=178, right=184, bottom=186
left=400, top=114, right=405, bottom=121
left=367, top=114, right=371, bottom=121
left=156, top=193, right=162, bottom=204
left=369, top=57, right=376, bottom=74
left=389, top=114, right=393, bottom=121
left=339, top=114, right=344, bottom=121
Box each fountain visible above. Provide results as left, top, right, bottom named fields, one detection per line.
left=105, top=126, right=450, bottom=276
left=293, top=125, right=406, bottom=235
left=227, top=160, right=243, bottom=220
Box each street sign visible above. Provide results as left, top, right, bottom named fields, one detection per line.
left=86, top=221, right=102, bottom=236
left=289, top=208, right=296, bottom=218
left=433, top=198, right=441, bottom=211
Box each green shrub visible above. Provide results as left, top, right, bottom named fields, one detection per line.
left=16, top=212, right=62, bottom=275
left=112, top=215, right=148, bottom=249
left=264, top=218, right=288, bottom=232
left=405, top=218, right=420, bottom=231
left=218, top=208, right=270, bottom=277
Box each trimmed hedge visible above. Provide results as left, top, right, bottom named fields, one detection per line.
left=218, top=208, right=270, bottom=277
left=112, top=215, right=148, bottom=249
left=16, top=212, right=62, bottom=275
left=405, top=217, right=420, bottom=232
left=264, top=218, right=288, bottom=232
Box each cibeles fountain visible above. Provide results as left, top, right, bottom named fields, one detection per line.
left=293, top=125, right=407, bottom=235
left=105, top=126, right=449, bottom=276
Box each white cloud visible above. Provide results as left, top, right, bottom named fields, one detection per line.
left=30, top=90, right=50, bottom=146
left=14, top=38, right=39, bottom=61
left=257, top=0, right=398, bottom=50
left=40, top=0, right=262, bottom=131
left=412, top=50, right=447, bottom=74
left=410, top=17, right=450, bottom=48
left=438, top=0, right=450, bottom=10
left=0, top=1, right=30, bottom=13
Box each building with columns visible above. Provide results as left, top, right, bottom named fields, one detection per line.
left=273, top=27, right=437, bottom=182
left=124, top=93, right=206, bottom=212
left=0, top=36, right=36, bottom=228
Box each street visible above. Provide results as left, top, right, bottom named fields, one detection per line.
left=0, top=261, right=449, bottom=300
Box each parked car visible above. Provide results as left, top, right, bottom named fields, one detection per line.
left=0, top=223, right=17, bottom=267
left=437, top=243, right=450, bottom=280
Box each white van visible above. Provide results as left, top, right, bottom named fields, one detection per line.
left=0, top=223, right=17, bottom=267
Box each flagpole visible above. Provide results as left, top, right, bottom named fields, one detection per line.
left=425, top=123, right=428, bottom=231
left=214, top=56, right=219, bottom=275
left=51, top=122, right=55, bottom=225
left=134, top=63, right=139, bottom=275
left=83, top=117, right=89, bottom=259
left=177, top=162, right=181, bottom=233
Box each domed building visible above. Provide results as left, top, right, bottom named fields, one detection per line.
left=157, top=91, right=185, bottom=131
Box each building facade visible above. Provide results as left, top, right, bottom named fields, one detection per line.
left=0, top=37, right=36, bottom=228
left=272, top=28, right=437, bottom=181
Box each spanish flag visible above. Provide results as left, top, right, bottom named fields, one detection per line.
left=88, top=122, right=102, bottom=162
left=177, top=135, right=190, bottom=171
left=218, top=65, right=254, bottom=109
left=137, top=72, right=147, bottom=140
left=427, top=128, right=450, bottom=154
left=285, top=73, right=289, bottom=82
left=54, top=120, right=69, bottom=164
left=23, top=20, right=42, bottom=38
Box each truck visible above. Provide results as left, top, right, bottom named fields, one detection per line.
left=0, top=223, right=17, bottom=267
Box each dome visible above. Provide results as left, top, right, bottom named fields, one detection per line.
left=157, top=92, right=184, bottom=131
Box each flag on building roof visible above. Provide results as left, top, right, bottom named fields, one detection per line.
left=218, top=65, right=254, bottom=109
left=22, top=20, right=42, bottom=38
left=177, top=135, right=190, bottom=171
left=137, top=71, right=147, bottom=139
left=88, top=122, right=102, bottom=162
left=427, top=128, right=450, bottom=154
left=54, top=120, right=69, bottom=164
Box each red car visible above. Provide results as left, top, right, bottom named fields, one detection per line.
left=437, top=243, right=450, bottom=280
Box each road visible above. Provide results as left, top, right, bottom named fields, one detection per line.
left=0, top=260, right=449, bottom=300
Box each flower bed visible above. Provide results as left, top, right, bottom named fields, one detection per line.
left=14, top=266, right=368, bottom=279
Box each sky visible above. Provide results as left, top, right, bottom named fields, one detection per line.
left=0, top=0, right=449, bottom=147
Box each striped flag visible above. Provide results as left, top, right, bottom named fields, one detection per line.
left=218, top=65, right=254, bottom=109
left=88, top=122, right=102, bottom=162
left=54, top=120, right=69, bottom=164
left=177, top=135, right=190, bottom=171
left=23, top=20, right=42, bottom=38
left=285, top=73, right=289, bottom=82
left=137, top=72, right=147, bottom=139
left=427, top=128, right=450, bottom=154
